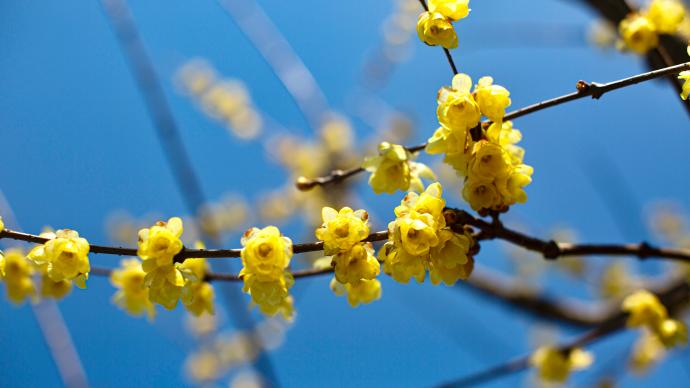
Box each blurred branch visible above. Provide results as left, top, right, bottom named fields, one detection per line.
left=299, top=61, right=690, bottom=190
left=216, top=0, right=329, bottom=130
left=458, top=268, right=612, bottom=328
left=99, top=0, right=211, bottom=222
left=98, top=0, right=279, bottom=384
left=438, top=279, right=690, bottom=387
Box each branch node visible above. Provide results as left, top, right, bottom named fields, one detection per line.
left=296, top=176, right=318, bottom=191
left=637, top=241, right=654, bottom=259
left=543, top=240, right=561, bottom=260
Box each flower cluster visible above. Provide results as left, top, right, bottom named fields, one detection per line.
left=426, top=74, right=532, bottom=213
left=27, top=229, right=91, bottom=288
left=381, top=182, right=474, bottom=285
left=138, top=217, right=186, bottom=310
left=362, top=142, right=435, bottom=195
left=619, top=0, right=686, bottom=54
left=240, top=226, right=295, bottom=319
left=529, top=346, right=593, bottom=383
left=416, top=0, right=471, bottom=49
left=135, top=218, right=216, bottom=316
left=622, top=290, right=688, bottom=348
left=315, top=206, right=383, bottom=306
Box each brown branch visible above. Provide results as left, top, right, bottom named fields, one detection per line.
left=3, top=210, right=690, bottom=264
left=298, top=62, right=690, bottom=190
left=448, top=208, right=690, bottom=263
left=0, top=229, right=389, bottom=261
left=438, top=279, right=690, bottom=387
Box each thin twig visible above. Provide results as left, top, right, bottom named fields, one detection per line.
left=448, top=208, right=690, bottom=263
left=299, top=61, right=690, bottom=189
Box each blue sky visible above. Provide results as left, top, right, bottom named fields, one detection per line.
left=2, top=0, right=690, bottom=387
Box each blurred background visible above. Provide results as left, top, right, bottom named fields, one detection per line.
left=2, top=0, right=690, bottom=386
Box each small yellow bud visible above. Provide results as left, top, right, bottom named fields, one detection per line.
left=530, top=346, right=593, bottom=383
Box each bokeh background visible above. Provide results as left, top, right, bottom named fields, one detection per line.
left=2, top=0, right=690, bottom=387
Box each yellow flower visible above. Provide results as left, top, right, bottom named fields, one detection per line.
left=462, top=177, right=502, bottom=211
left=473, top=76, right=511, bottom=122
left=315, top=207, right=370, bottom=255
left=111, top=258, right=155, bottom=319
left=619, top=14, right=659, bottom=54
left=389, top=210, right=439, bottom=256
left=330, top=278, right=382, bottom=307
left=0, top=216, right=4, bottom=231
left=40, top=274, right=72, bottom=300
left=240, top=226, right=292, bottom=281
left=240, top=226, right=294, bottom=319
left=630, top=330, right=666, bottom=374
left=496, top=164, right=533, bottom=205
left=179, top=247, right=215, bottom=317
left=428, top=0, right=470, bottom=21
left=486, top=121, right=525, bottom=164
left=437, top=74, right=481, bottom=130
left=144, top=264, right=186, bottom=310
left=0, top=248, right=36, bottom=304
left=395, top=182, right=447, bottom=227
left=468, top=140, right=511, bottom=180
left=137, top=217, right=184, bottom=268
left=416, top=11, right=458, bottom=49
left=362, top=142, right=412, bottom=194
left=27, top=229, right=90, bottom=286
left=530, top=346, right=593, bottom=383
left=380, top=242, right=426, bottom=284
left=645, top=0, right=685, bottom=34
left=429, top=229, right=474, bottom=285
left=426, top=125, right=473, bottom=175
left=242, top=273, right=294, bottom=320
left=182, top=282, right=215, bottom=317
left=332, top=243, right=380, bottom=285
left=622, top=290, right=668, bottom=329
